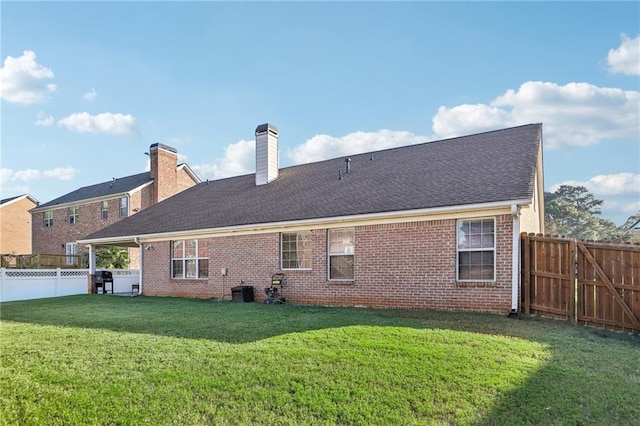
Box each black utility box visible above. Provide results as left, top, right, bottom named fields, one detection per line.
left=231, top=285, right=254, bottom=302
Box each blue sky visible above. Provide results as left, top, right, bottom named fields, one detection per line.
left=1, top=1, right=639, bottom=226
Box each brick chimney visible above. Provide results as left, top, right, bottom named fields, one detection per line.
left=255, top=123, right=279, bottom=185
left=149, top=143, right=178, bottom=203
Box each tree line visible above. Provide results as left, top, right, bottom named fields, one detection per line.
left=544, top=185, right=639, bottom=243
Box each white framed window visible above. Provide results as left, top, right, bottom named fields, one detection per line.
left=68, top=206, right=78, bottom=224
left=65, top=243, right=78, bottom=266
left=457, top=218, right=496, bottom=281
left=44, top=210, right=53, bottom=227
left=328, top=228, right=355, bottom=281
left=101, top=201, right=109, bottom=220
left=171, top=239, right=208, bottom=279
left=119, top=197, right=128, bottom=217
left=281, top=232, right=312, bottom=270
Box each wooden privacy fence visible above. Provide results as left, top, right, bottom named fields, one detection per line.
left=521, top=233, right=640, bottom=333
left=0, top=254, right=82, bottom=269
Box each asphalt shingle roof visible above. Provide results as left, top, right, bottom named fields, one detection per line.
left=83, top=124, right=542, bottom=241
left=1, top=195, right=22, bottom=205
left=35, top=172, right=152, bottom=210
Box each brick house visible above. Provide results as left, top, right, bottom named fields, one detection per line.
left=80, top=123, right=545, bottom=313
left=0, top=194, right=38, bottom=255
left=31, top=143, right=199, bottom=267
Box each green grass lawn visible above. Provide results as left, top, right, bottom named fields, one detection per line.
left=1, top=296, right=639, bottom=425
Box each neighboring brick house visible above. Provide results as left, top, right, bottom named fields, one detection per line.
left=0, top=194, right=38, bottom=255
left=80, top=123, right=545, bottom=314
left=31, top=143, right=199, bottom=267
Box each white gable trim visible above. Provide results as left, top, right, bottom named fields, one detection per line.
left=1, top=194, right=38, bottom=208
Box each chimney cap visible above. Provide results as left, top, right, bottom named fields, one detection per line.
left=255, top=123, right=279, bottom=135
left=149, top=143, right=177, bottom=153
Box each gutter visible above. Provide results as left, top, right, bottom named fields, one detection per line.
left=78, top=198, right=533, bottom=246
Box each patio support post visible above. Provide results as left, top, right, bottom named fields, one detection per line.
left=134, top=237, right=142, bottom=295
left=87, top=244, right=96, bottom=294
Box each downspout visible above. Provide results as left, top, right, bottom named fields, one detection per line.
left=510, top=204, right=520, bottom=314
left=134, top=237, right=142, bottom=295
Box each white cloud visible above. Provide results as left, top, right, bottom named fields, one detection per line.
left=432, top=105, right=515, bottom=139
left=191, top=139, right=255, bottom=180
left=83, top=87, right=97, bottom=101
left=43, top=167, right=77, bottom=180
left=0, top=50, right=56, bottom=104
left=14, top=169, right=43, bottom=182
left=0, top=168, right=13, bottom=185
left=432, top=81, right=639, bottom=148
left=34, top=111, right=54, bottom=127
left=552, top=173, right=640, bottom=196
left=288, top=129, right=430, bottom=165
left=607, top=34, right=640, bottom=75
left=1, top=166, right=77, bottom=184
left=58, top=112, right=139, bottom=136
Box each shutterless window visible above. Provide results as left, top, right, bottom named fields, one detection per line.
left=328, top=228, right=355, bottom=281
left=101, top=201, right=109, bottom=220
left=457, top=218, right=495, bottom=281
left=281, top=232, right=312, bottom=270
left=65, top=242, right=78, bottom=266
left=68, top=206, right=78, bottom=224
left=44, top=211, right=53, bottom=227
left=119, top=197, right=128, bottom=217
left=171, top=239, right=208, bottom=279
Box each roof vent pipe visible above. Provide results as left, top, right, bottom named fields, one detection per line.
left=345, top=158, right=351, bottom=175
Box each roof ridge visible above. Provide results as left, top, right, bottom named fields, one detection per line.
left=277, top=123, right=542, bottom=172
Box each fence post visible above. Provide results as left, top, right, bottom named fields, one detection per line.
left=55, top=268, right=61, bottom=297
left=569, top=239, right=577, bottom=324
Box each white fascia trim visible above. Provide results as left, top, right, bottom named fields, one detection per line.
left=78, top=198, right=532, bottom=245
left=30, top=184, right=151, bottom=213
left=178, top=164, right=202, bottom=184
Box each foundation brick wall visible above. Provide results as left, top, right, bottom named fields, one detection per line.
left=142, top=215, right=514, bottom=313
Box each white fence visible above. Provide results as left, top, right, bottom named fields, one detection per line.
left=0, top=269, right=140, bottom=302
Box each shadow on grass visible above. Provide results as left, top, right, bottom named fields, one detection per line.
left=475, top=327, right=640, bottom=425
left=2, top=295, right=639, bottom=424
left=0, top=294, right=574, bottom=343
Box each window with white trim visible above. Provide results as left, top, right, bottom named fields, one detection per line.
left=65, top=243, right=78, bottom=266
left=171, top=239, right=209, bottom=279
left=457, top=218, right=495, bottom=281
left=68, top=206, right=78, bottom=224
left=328, top=228, right=355, bottom=281
left=281, top=232, right=312, bottom=270
left=101, top=201, right=109, bottom=220
left=44, top=210, right=53, bottom=227
left=119, top=197, right=128, bottom=217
